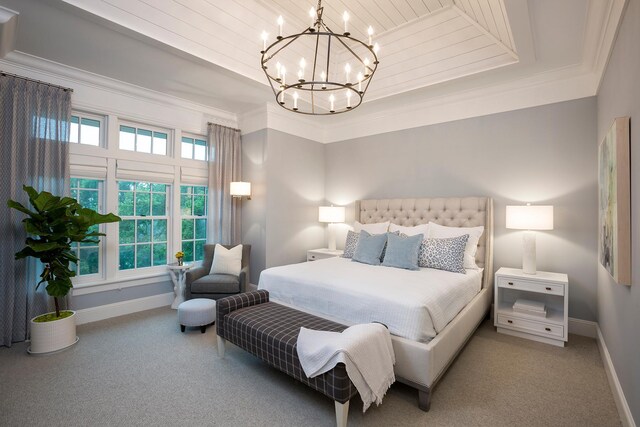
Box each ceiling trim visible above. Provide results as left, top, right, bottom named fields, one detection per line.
left=590, top=0, right=629, bottom=93
left=239, top=102, right=325, bottom=142
left=0, top=51, right=238, bottom=130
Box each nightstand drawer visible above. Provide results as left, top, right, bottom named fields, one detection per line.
left=497, top=277, right=564, bottom=296
left=497, top=314, right=564, bottom=338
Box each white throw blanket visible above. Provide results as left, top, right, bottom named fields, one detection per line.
left=297, top=323, right=396, bottom=412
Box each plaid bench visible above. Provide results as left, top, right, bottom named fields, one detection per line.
left=216, top=290, right=357, bottom=427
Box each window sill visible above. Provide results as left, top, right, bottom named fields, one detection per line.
left=71, top=271, right=171, bottom=296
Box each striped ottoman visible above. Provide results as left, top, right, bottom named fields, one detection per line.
left=178, top=298, right=216, bottom=333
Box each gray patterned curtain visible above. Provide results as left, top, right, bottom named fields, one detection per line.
left=0, top=74, right=71, bottom=347
left=207, top=123, right=241, bottom=245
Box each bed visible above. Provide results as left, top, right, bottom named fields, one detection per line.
left=258, top=197, right=494, bottom=410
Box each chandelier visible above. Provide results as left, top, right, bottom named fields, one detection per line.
left=260, top=0, right=379, bottom=115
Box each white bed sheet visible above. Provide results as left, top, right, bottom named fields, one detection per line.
left=258, top=257, right=482, bottom=343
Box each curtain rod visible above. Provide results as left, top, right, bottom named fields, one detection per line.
left=1, top=71, right=74, bottom=93
left=207, top=122, right=240, bottom=132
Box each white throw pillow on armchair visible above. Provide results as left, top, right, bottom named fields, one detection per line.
left=210, top=244, right=243, bottom=276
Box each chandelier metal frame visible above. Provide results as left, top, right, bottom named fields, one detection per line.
left=260, top=0, right=379, bottom=115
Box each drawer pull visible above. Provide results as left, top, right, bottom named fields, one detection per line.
left=545, top=327, right=551, bottom=331
left=507, top=320, right=513, bottom=324
left=508, top=282, right=514, bottom=286
left=545, top=287, right=552, bottom=291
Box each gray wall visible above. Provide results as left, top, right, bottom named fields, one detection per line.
left=71, top=281, right=172, bottom=311
left=596, top=0, right=640, bottom=422
left=325, top=97, right=599, bottom=321
left=242, top=129, right=325, bottom=284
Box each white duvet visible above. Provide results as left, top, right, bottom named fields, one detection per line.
left=258, top=257, right=482, bottom=343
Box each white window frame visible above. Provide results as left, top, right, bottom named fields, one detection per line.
left=180, top=185, right=208, bottom=262
left=118, top=121, right=171, bottom=157
left=70, top=177, right=106, bottom=285
left=180, top=133, right=208, bottom=161
left=70, top=111, right=106, bottom=147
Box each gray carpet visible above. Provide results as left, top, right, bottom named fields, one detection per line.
left=0, top=308, right=620, bottom=427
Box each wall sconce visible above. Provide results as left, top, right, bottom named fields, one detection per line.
left=230, top=181, right=251, bottom=200
left=506, top=204, right=554, bottom=274
left=319, top=205, right=346, bottom=251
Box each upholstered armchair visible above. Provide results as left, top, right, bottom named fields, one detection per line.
left=185, top=244, right=251, bottom=300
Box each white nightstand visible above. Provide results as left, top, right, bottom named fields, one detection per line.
left=307, top=248, right=344, bottom=262
left=494, top=267, right=569, bottom=347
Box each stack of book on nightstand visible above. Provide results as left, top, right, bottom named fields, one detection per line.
left=512, top=299, right=547, bottom=318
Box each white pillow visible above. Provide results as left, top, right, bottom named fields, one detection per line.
left=353, top=221, right=390, bottom=234
left=428, top=222, right=484, bottom=270
left=389, top=223, right=429, bottom=237
left=210, top=244, right=243, bottom=276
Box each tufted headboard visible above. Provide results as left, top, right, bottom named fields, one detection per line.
left=355, top=197, right=494, bottom=290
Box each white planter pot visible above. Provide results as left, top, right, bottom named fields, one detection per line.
left=28, top=311, right=78, bottom=354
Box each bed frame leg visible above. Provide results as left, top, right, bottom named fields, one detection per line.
left=418, top=389, right=431, bottom=412
left=335, top=400, right=349, bottom=427
left=217, top=336, right=226, bottom=358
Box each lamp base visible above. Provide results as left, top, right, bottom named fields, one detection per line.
left=522, top=231, right=537, bottom=274
left=327, top=223, right=337, bottom=251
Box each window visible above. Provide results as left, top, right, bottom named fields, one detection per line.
left=119, top=124, right=168, bottom=155
left=181, top=135, right=207, bottom=160
left=70, top=178, right=103, bottom=276
left=118, top=181, right=169, bottom=270
left=70, top=112, right=103, bottom=146
left=181, top=185, right=207, bottom=262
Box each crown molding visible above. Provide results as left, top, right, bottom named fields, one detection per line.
left=0, top=51, right=238, bottom=130
left=239, top=103, right=326, bottom=142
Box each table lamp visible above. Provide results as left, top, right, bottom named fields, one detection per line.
left=318, top=205, right=346, bottom=251
left=506, top=204, right=554, bottom=274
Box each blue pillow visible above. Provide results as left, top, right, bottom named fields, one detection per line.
left=381, top=232, right=423, bottom=270
left=352, top=230, right=388, bottom=266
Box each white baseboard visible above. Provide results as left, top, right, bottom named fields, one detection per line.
left=568, top=317, right=597, bottom=338
left=596, top=325, right=636, bottom=427
left=75, top=292, right=174, bottom=325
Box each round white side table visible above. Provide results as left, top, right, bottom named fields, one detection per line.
left=167, top=263, right=192, bottom=309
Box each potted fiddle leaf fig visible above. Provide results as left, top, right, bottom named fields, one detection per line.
left=8, top=185, right=121, bottom=354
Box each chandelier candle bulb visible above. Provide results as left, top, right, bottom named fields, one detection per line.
left=321, top=71, right=327, bottom=89
left=368, top=26, right=374, bottom=46
left=277, top=15, right=283, bottom=38
left=261, top=31, right=268, bottom=52
left=374, top=42, right=380, bottom=55
left=329, top=94, right=335, bottom=112
left=357, top=72, right=363, bottom=92
left=281, top=66, right=286, bottom=86
left=346, top=90, right=352, bottom=108
left=363, top=58, right=370, bottom=76
left=343, top=11, right=349, bottom=34
left=293, top=91, right=299, bottom=110
left=309, top=7, right=316, bottom=28
left=276, top=62, right=281, bottom=80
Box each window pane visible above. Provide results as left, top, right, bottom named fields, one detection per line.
left=181, top=185, right=192, bottom=195
left=79, top=179, right=99, bottom=189
left=70, top=116, right=79, bottom=143
left=180, top=195, right=192, bottom=216
left=195, top=240, right=205, bottom=261
left=137, top=219, right=151, bottom=243
left=119, top=220, right=135, bottom=244
left=79, top=189, right=99, bottom=211
left=136, top=244, right=151, bottom=268
left=182, top=240, right=194, bottom=262
left=182, top=219, right=194, bottom=240
left=153, top=219, right=167, bottom=242
left=79, top=247, right=99, bottom=275
left=152, top=183, right=166, bottom=192
left=71, top=189, right=78, bottom=200
left=118, top=191, right=134, bottom=216
left=153, top=132, right=167, bottom=155
left=181, top=141, right=193, bottom=159
left=119, top=245, right=135, bottom=270
left=118, top=181, right=135, bottom=191
left=193, top=195, right=206, bottom=216
left=136, top=129, right=151, bottom=153
left=80, top=224, right=99, bottom=247
left=194, top=142, right=206, bottom=160
left=119, top=126, right=136, bottom=151
left=152, top=193, right=166, bottom=216
left=193, top=186, right=207, bottom=195
left=80, top=118, right=100, bottom=146
left=195, top=218, right=207, bottom=239
left=153, top=243, right=167, bottom=266
left=136, top=182, right=151, bottom=192
left=135, top=193, right=150, bottom=216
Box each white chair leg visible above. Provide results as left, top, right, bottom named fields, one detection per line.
left=217, top=336, right=226, bottom=358
left=335, top=400, right=349, bottom=427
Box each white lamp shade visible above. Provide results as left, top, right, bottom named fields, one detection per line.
left=318, top=206, right=345, bottom=223
left=230, top=181, right=251, bottom=197
left=506, top=205, right=554, bottom=230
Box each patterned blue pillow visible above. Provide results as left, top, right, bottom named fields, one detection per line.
left=342, top=230, right=359, bottom=259
left=381, top=232, right=423, bottom=270
left=418, top=234, right=469, bottom=274
left=352, top=230, right=388, bottom=266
